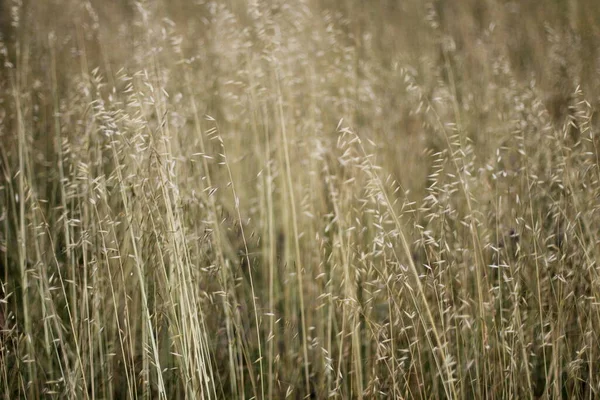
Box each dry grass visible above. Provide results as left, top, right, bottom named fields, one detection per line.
left=1, top=0, right=599, bottom=399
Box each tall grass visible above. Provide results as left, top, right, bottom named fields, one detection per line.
left=1, top=0, right=599, bottom=398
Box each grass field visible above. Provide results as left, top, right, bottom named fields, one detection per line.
left=1, top=0, right=600, bottom=398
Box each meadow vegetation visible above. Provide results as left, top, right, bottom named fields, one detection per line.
left=1, top=0, right=599, bottom=398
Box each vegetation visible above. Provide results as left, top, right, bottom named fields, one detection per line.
left=1, top=0, right=599, bottom=398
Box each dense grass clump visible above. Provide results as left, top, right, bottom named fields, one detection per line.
left=1, top=1, right=599, bottom=398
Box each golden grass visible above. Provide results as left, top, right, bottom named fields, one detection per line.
left=1, top=1, right=599, bottom=398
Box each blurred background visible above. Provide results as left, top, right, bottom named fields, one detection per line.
left=1, top=1, right=599, bottom=399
